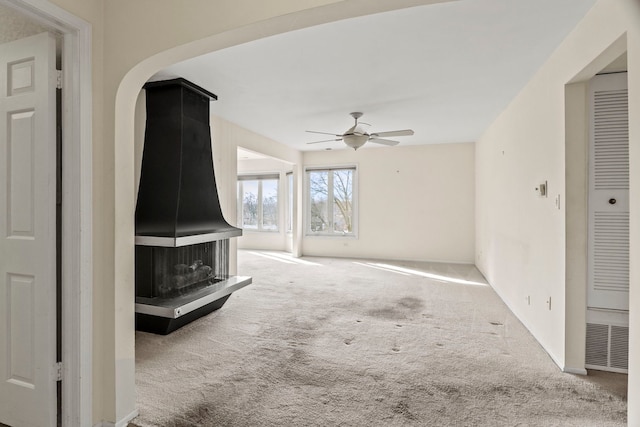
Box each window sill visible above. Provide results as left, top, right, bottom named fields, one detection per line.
left=305, top=233, right=358, bottom=239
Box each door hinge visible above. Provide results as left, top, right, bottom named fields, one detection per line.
left=56, top=362, right=62, bottom=381
left=56, top=69, right=63, bottom=89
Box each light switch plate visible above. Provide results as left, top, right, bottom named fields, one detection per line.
left=536, top=181, right=548, bottom=197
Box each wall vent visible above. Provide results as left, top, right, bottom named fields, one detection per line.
left=585, top=322, right=628, bottom=373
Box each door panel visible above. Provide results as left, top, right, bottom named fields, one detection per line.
left=588, top=72, right=629, bottom=311
left=0, top=32, right=57, bottom=427
left=8, top=110, right=36, bottom=237
left=8, top=273, right=35, bottom=388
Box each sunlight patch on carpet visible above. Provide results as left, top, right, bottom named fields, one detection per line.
left=353, top=261, right=411, bottom=276
left=362, top=262, right=487, bottom=286
left=248, top=251, right=322, bottom=266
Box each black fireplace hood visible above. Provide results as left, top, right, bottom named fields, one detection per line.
left=135, top=78, right=241, bottom=247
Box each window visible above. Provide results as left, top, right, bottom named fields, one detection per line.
left=237, top=174, right=279, bottom=231
left=286, top=172, right=293, bottom=233
left=306, top=166, right=356, bottom=236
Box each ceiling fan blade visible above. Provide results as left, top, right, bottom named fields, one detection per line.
left=370, top=129, right=414, bottom=138
left=306, top=130, right=342, bottom=137
left=306, top=138, right=343, bottom=145
left=369, top=138, right=399, bottom=146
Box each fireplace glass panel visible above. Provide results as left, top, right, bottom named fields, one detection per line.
left=136, top=240, right=229, bottom=299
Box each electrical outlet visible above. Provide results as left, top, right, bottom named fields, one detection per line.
left=555, top=194, right=561, bottom=210
left=525, top=295, right=530, bottom=305
left=546, top=297, right=552, bottom=310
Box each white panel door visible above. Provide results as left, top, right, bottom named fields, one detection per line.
left=0, top=32, right=57, bottom=427
left=588, top=72, right=629, bottom=311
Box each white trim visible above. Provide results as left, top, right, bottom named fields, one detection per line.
left=1, top=1, right=93, bottom=426
left=94, top=409, right=139, bottom=427
left=237, top=176, right=281, bottom=232
left=562, top=367, right=588, bottom=375
left=587, top=307, right=629, bottom=325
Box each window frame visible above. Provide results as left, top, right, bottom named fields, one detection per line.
left=286, top=172, right=293, bottom=234
left=305, top=165, right=358, bottom=238
left=237, top=173, right=280, bottom=232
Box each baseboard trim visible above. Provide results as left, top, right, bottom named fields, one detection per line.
left=486, top=283, right=590, bottom=378
left=93, top=409, right=139, bottom=427
left=563, top=367, right=588, bottom=375
left=481, top=277, right=566, bottom=372
left=545, top=349, right=565, bottom=372
left=585, top=364, right=628, bottom=374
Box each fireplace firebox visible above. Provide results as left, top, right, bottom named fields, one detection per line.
left=134, top=78, right=251, bottom=335
left=136, top=241, right=228, bottom=300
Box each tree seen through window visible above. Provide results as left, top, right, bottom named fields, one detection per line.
left=308, top=168, right=354, bottom=235
left=238, top=176, right=279, bottom=231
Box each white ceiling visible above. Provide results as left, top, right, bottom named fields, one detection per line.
left=155, top=0, right=597, bottom=151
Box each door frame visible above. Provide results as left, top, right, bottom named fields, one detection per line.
left=564, top=34, right=627, bottom=373
left=0, top=1, right=92, bottom=426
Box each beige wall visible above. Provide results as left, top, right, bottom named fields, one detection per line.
left=476, top=0, right=640, bottom=423
left=0, top=4, right=49, bottom=43
left=303, top=143, right=475, bottom=263
left=213, top=117, right=301, bottom=256
left=236, top=143, right=475, bottom=263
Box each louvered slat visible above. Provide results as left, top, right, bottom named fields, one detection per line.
left=586, top=323, right=609, bottom=367
left=610, top=326, right=629, bottom=370
left=593, top=89, right=628, bottom=190
left=592, top=211, right=629, bottom=293
left=586, top=323, right=629, bottom=371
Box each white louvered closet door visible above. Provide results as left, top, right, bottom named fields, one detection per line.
left=588, top=72, right=629, bottom=311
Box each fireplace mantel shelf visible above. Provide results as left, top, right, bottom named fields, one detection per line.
left=135, top=275, right=252, bottom=319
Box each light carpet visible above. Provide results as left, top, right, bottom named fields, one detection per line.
left=131, top=251, right=627, bottom=426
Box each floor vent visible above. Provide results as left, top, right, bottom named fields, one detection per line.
left=586, top=322, right=628, bottom=373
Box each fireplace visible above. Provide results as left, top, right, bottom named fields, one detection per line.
left=136, top=241, right=228, bottom=300
left=134, top=78, right=251, bottom=335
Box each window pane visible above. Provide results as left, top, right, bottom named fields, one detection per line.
left=241, top=180, right=258, bottom=229
left=309, top=171, right=329, bottom=233
left=261, top=179, right=278, bottom=230
left=333, top=169, right=353, bottom=233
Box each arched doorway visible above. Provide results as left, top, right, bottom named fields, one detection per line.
left=112, top=2, right=440, bottom=422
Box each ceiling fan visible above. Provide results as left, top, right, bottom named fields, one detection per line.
left=306, top=112, right=414, bottom=150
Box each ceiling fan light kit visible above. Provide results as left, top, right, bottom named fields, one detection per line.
left=343, top=134, right=370, bottom=150
left=306, top=112, right=414, bottom=150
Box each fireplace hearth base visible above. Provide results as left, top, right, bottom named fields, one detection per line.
left=135, top=274, right=252, bottom=335
left=136, top=295, right=230, bottom=335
